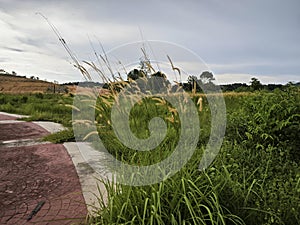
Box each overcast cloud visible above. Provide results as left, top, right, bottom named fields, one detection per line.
left=0, top=0, right=299, bottom=84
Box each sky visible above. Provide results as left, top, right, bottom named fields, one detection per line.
left=0, top=0, right=299, bottom=84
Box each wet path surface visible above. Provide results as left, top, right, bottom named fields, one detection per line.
left=0, top=113, right=87, bottom=224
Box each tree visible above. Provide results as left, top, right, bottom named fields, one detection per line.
left=127, top=69, right=146, bottom=81
left=186, top=75, right=202, bottom=92
left=250, top=77, right=262, bottom=91
left=151, top=71, right=166, bottom=79
left=200, top=71, right=215, bottom=84
left=12, top=71, right=17, bottom=75
left=188, top=75, right=198, bottom=84
left=148, top=71, right=170, bottom=92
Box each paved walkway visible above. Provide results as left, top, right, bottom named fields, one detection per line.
left=0, top=113, right=88, bottom=224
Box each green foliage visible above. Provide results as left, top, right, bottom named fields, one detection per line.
left=227, top=87, right=300, bottom=161
left=199, top=71, right=215, bottom=84
left=224, top=87, right=300, bottom=224
left=250, top=77, right=263, bottom=91
left=93, top=95, right=189, bottom=166
left=43, top=128, right=75, bottom=143
left=1, top=88, right=299, bottom=224
left=0, top=93, right=73, bottom=127
left=90, top=156, right=245, bottom=225
left=127, top=69, right=146, bottom=80
left=88, top=88, right=300, bottom=225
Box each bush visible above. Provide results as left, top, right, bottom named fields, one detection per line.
left=43, top=129, right=75, bottom=143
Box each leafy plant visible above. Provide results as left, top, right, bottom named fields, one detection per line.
left=43, top=128, right=75, bottom=143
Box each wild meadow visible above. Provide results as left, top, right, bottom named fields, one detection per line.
left=83, top=85, right=299, bottom=225
left=0, top=92, right=73, bottom=127
left=0, top=92, right=75, bottom=143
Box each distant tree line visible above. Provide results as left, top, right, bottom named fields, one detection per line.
left=63, top=69, right=300, bottom=93
left=62, top=81, right=103, bottom=87
left=178, top=73, right=299, bottom=92
left=2, top=67, right=299, bottom=93
left=220, top=79, right=299, bottom=92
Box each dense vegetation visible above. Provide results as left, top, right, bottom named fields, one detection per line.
left=0, top=86, right=299, bottom=224
left=182, top=72, right=300, bottom=93
left=0, top=92, right=73, bottom=127
left=85, top=86, right=299, bottom=225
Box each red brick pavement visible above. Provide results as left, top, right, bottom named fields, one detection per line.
left=0, top=115, right=88, bottom=224
left=0, top=122, right=50, bottom=142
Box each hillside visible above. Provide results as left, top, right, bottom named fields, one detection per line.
left=0, top=73, right=67, bottom=93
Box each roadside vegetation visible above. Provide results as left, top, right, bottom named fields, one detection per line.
left=0, top=92, right=73, bottom=127
left=0, top=78, right=299, bottom=224
left=0, top=92, right=75, bottom=143
left=86, top=83, right=299, bottom=225
left=1, top=15, right=299, bottom=224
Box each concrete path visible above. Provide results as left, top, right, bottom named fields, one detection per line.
left=0, top=112, right=89, bottom=224
left=63, top=142, right=106, bottom=213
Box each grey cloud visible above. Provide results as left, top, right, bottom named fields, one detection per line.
left=2, top=46, right=24, bottom=52
left=0, top=0, right=299, bottom=83
left=0, top=57, right=9, bottom=62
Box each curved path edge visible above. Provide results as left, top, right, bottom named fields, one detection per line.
left=0, top=111, right=106, bottom=224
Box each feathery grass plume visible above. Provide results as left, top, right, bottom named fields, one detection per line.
left=83, top=131, right=99, bottom=141
left=192, top=79, right=197, bottom=96
left=153, top=96, right=167, bottom=106
left=37, top=13, right=95, bottom=81
left=72, top=120, right=94, bottom=126
left=197, top=97, right=203, bottom=112
left=141, top=47, right=156, bottom=74
left=41, top=17, right=260, bottom=224
left=167, top=55, right=181, bottom=83
left=65, top=104, right=80, bottom=112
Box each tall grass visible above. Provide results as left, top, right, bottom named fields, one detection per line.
left=82, top=88, right=299, bottom=225
left=38, top=21, right=300, bottom=224
left=0, top=93, right=73, bottom=127
left=1, top=86, right=299, bottom=224
left=88, top=152, right=245, bottom=225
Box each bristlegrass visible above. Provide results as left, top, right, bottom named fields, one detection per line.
left=38, top=19, right=300, bottom=224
